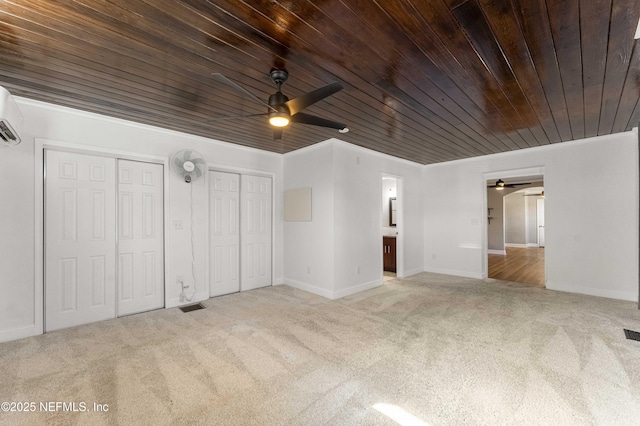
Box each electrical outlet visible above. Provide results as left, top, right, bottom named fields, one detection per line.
left=172, top=220, right=183, bottom=230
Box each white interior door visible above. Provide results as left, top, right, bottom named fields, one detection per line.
left=45, top=150, right=116, bottom=331
left=117, top=160, right=164, bottom=316
left=209, top=171, right=240, bottom=297
left=537, top=198, right=545, bottom=247
left=241, top=175, right=272, bottom=291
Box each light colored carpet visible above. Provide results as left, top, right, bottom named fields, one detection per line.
left=1, top=273, right=640, bottom=425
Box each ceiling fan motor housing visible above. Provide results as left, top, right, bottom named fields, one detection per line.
left=268, top=91, right=290, bottom=122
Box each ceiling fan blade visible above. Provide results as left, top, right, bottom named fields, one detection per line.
left=505, top=182, right=532, bottom=188
left=291, top=112, right=347, bottom=130
left=211, top=73, right=277, bottom=112
left=208, top=113, right=268, bottom=122
left=284, top=82, right=343, bottom=115
left=273, top=129, right=283, bottom=140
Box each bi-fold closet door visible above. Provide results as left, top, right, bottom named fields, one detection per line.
left=209, top=171, right=272, bottom=297
left=45, top=150, right=164, bottom=332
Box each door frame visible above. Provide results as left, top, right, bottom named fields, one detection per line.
left=380, top=173, right=404, bottom=279
left=206, top=163, right=277, bottom=293
left=35, top=138, right=169, bottom=335
left=482, top=167, right=545, bottom=282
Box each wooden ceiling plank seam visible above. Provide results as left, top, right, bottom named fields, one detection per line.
left=546, top=0, right=586, bottom=140
left=579, top=0, right=612, bottom=138
left=624, top=96, right=640, bottom=130
left=514, top=0, right=573, bottom=141
left=2, top=0, right=223, bottom=80
left=478, top=0, right=560, bottom=144
left=597, top=0, right=640, bottom=135
left=612, top=39, right=640, bottom=132
left=448, top=0, right=543, bottom=148
left=0, top=4, right=244, bottom=97
left=346, top=0, right=516, bottom=152
left=403, top=0, right=535, bottom=150
left=0, top=35, right=265, bottom=120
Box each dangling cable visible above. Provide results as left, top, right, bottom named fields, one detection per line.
left=185, top=180, right=197, bottom=302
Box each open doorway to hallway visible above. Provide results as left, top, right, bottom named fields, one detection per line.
left=382, top=176, right=398, bottom=282
left=486, top=177, right=545, bottom=287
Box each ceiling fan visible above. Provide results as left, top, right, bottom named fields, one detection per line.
left=488, top=179, right=532, bottom=190
left=210, top=69, right=348, bottom=140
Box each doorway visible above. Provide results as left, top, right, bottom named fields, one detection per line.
left=382, top=176, right=401, bottom=281
left=486, top=174, right=545, bottom=287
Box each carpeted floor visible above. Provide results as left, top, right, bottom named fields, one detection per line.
left=1, top=273, right=640, bottom=425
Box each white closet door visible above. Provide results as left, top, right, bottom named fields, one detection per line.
left=209, top=171, right=240, bottom=297
left=241, top=175, right=272, bottom=291
left=117, top=160, right=164, bottom=316
left=45, top=150, right=116, bottom=331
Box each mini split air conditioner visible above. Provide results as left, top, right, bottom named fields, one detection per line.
left=0, top=86, right=23, bottom=146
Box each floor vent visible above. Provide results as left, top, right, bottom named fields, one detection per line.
left=624, top=329, right=640, bottom=341
left=180, top=303, right=205, bottom=313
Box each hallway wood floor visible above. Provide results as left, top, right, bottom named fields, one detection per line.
left=488, top=247, right=545, bottom=287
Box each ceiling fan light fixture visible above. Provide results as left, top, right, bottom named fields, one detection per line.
left=269, top=114, right=290, bottom=127
left=338, top=127, right=349, bottom=133
left=496, top=179, right=505, bottom=190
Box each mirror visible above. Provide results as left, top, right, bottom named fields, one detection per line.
left=389, top=197, right=397, bottom=226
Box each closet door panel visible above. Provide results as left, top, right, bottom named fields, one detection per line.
left=209, top=171, right=241, bottom=297
left=241, top=175, right=272, bottom=291
left=117, top=160, right=164, bottom=316
left=45, top=150, right=116, bottom=331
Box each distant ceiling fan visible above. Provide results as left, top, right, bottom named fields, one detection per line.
left=488, top=179, right=532, bottom=190
left=210, top=69, right=348, bottom=140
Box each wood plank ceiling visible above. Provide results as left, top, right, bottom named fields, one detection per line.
left=0, top=0, right=639, bottom=164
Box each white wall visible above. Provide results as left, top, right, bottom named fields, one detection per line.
left=282, top=142, right=335, bottom=298
left=505, top=193, right=526, bottom=244
left=283, top=139, right=424, bottom=299
left=423, top=130, right=639, bottom=301
left=0, top=97, right=283, bottom=342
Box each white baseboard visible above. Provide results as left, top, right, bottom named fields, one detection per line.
left=488, top=249, right=507, bottom=255
left=526, top=243, right=539, bottom=248
left=332, top=279, right=382, bottom=299
left=423, top=267, right=484, bottom=280
left=273, top=277, right=284, bottom=285
left=505, top=243, right=527, bottom=248
left=0, top=325, right=39, bottom=344
left=399, top=267, right=424, bottom=278
left=283, top=278, right=334, bottom=299
left=283, top=278, right=383, bottom=300
left=546, top=281, right=637, bottom=302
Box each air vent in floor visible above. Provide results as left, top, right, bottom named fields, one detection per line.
left=624, top=329, right=640, bottom=341
left=179, top=303, right=205, bottom=313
